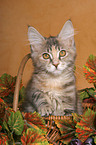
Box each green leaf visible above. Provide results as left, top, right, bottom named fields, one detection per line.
left=79, top=90, right=89, bottom=100
left=3, top=121, right=10, bottom=132
left=21, top=128, right=49, bottom=145
left=8, top=111, right=24, bottom=135
left=79, top=88, right=96, bottom=100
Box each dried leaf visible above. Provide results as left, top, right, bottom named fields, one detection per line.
left=21, top=128, right=49, bottom=145
left=8, top=111, right=24, bottom=135
left=75, top=108, right=96, bottom=142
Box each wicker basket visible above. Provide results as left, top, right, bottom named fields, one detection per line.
left=13, top=53, right=96, bottom=145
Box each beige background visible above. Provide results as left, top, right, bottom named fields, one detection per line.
left=0, top=0, right=96, bottom=90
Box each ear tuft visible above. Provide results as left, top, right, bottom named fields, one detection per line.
left=28, top=27, right=45, bottom=46
left=58, top=20, right=74, bottom=41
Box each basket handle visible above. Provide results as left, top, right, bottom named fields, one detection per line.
left=13, top=53, right=31, bottom=112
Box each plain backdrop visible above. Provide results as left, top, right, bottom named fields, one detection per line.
left=0, top=0, right=96, bottom=90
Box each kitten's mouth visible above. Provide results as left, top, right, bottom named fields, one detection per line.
left=52, top=68, right=63, bottom=75
left=47, top=64, right=64, bottom=75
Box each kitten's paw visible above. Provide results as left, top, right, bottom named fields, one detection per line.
left=39, top=106, right=53, bottom=116
left=53, top=110, right=65, bottom=116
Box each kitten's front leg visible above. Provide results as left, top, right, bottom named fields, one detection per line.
left=38, top=104, right=53, bottom=116
left=34, top=92, right=54, bottom=116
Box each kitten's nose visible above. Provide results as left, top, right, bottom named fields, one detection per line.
left=53, top=62, right=59, bottom=68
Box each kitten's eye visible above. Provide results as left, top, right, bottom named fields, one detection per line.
left=43, top=53, right=50, bottom=59
left=59, top=50, right=66, bottom=57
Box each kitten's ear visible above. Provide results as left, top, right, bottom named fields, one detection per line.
left=28, top=26, right=45, bottom=47
left=58, top=20, right=74, bottom=46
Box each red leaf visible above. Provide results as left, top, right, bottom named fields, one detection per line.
left=76, top=109, right=96, bottom=142
left=23, top=112, right=47, bottom=133
left=0, top=125, right=2, bottom=131
left=21, top=128, right=48, bottom=145
left=86, top=55, right=96, bottom=71
left=0, top=98, right=6, bottom=120
left=0, top=133, right=8, bottom=145
left=0, top=73, right=16, bottom=97
left=0, top=98, right=4, bottom=103
left=83, top=55, right=96, bottom=84
left=0, top=73, right=25, bottom=108
left=55, top=116, right=76, bottom=144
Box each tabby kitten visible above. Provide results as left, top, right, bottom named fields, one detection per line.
left=24, top=20, right=78, bottom=116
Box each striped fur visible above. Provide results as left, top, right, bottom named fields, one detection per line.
left=23, top=20, right=82, bottom=116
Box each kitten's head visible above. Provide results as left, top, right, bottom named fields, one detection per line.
left=28, top=20, right=76, bottom=75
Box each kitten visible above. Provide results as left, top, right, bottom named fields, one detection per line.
left=23, top=20, right=80, bottom=116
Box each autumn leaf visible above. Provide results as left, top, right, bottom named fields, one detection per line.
left=21, top=128, right=49, bottom=145
left=86, top=55, right=96, bottom=71
left=0, top=73, right=25, bottom=108
left=1, top=108, right=11, bottom=133
left=83, top=55, right=96, bottom=84
left=72, top=113, right=81, bottom=123
left=54, top=116, right=76, bottom=144
left=75, top=108, right=96, bottom=142
left=0, top=125, right=2, bottom=131
left=0, top=133, right=8, bottom=145
left=0, top=97, right=4, bottom=103
left=8, top=111, right=24, bottom=135
left=0, top=98, right=6, bottom=121
left=94, top=136, right=96, bottom=144
left=0, top=73, right=16, bottom=97
left=23, top=112, right=47, bottom=134
left=2, top=109, right=23, bottom=143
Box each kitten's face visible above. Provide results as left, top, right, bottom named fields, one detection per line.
left=41, top=45, right=66, bottom=74
left=39, top=42, right=75, bottom=75
left=28, top=20, right=76, bottom=75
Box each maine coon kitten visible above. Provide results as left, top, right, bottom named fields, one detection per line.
left=23, top=20, right=78, bottom=116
